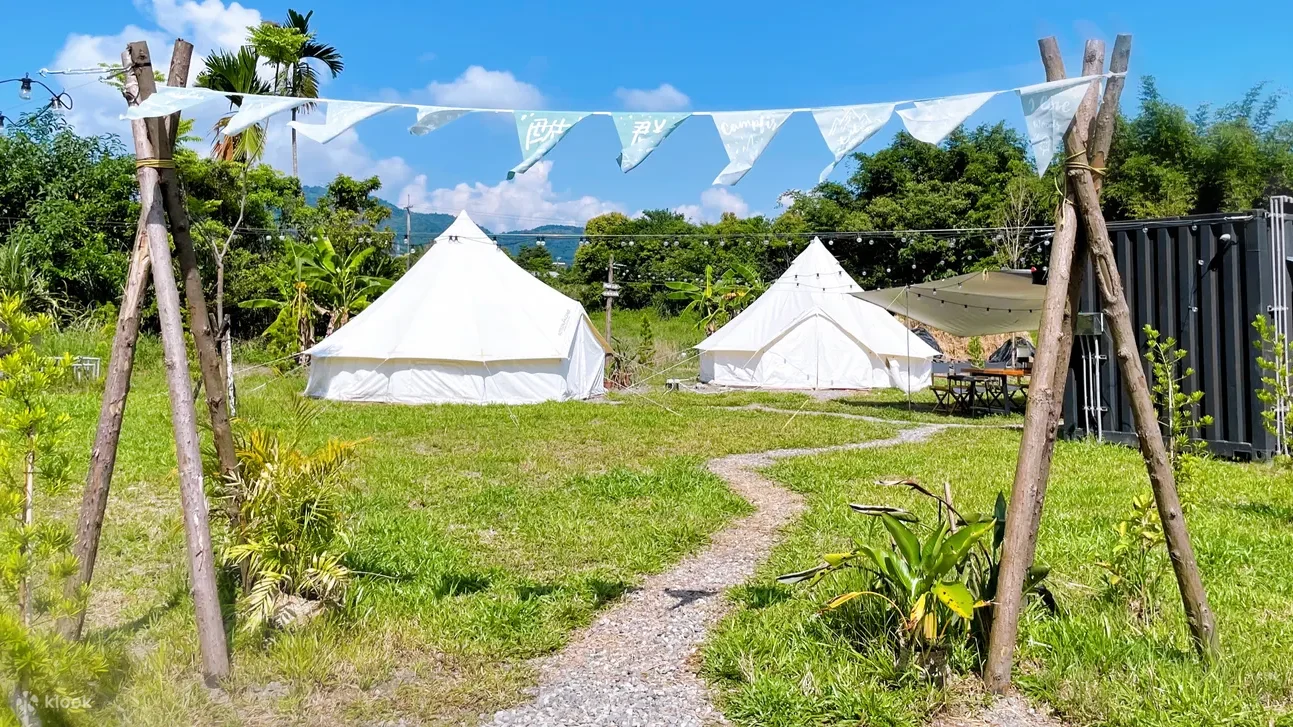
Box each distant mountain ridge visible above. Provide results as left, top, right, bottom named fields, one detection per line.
left=302, top=185, right=584, bottom=264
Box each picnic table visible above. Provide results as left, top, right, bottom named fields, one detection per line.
left=964, top=367, right=1029, bottom=415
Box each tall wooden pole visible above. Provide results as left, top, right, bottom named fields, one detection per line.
left=1070, top=144, right=1220, bottom=663
left=122, top=41, right=230, bottom=684
left=151, top=39, right=239, bottom=479
left=984, top=38, right=1104, bottom=693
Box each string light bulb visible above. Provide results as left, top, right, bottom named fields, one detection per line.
left=18, top=75, right=32, bottom=101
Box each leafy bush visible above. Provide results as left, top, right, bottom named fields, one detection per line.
left=211, top=400, right=360, bottom=631
left=1252, top=313, right=1292, bottom=461
left=0, top=295, right=106, bottom=724
left=1096, top=493, right=1167, bottom=622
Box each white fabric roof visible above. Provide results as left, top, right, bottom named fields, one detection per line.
left=308, top=211, right=609, bottom=363
left=696, top=238, right=938, bottom=360
left=853, top=269, right=1045, bottom=337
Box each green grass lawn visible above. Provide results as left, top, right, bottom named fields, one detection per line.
left=50, top=357, right=895, bottom=726
left=702, top=428, right=1293, bottom=727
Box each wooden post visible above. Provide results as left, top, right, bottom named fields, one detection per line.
left=984, top=37, right=1106, bottom=693
left=59, top=190, right=154, bottom=639
left=1070, top=149, right=1221, bottom=663
left=122, top=41, right=230, bottom=683
left=151, top=39, right=239, bottom=479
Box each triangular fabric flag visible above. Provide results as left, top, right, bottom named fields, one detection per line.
left=287, top=100, right=400, bottom=144
left=710, top=110, right=793, bottom=185
left=508, top=111, right=590, bottom=179
left=222, top=95, right=310, bottom=137
left=896, top=91, right=998, bottom=145
left=122, top=85, right=224, bottom=120
left=611, top=112, right=690, bottom=172
left=811, top=103, right=895, bottom=182
left=1018, top=77, right=1098, bottom=175
left=408, top=105, right=473, bottom=136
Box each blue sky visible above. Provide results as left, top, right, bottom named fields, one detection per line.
left=6, top=0, right=1292, bottom=231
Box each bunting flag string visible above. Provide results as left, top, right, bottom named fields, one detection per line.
left=122, top=72, right=1122, bottom=183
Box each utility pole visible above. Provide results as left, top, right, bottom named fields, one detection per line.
left=403, top=196, right=412, bottom=270
left=603, top=254, right=618, bottom=343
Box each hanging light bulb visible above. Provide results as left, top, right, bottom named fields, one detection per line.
left=855, top=235, right=862, bottom=243
left=868, top=239, right=874, bottom=245
left=18, top=75, right=32, bottom=101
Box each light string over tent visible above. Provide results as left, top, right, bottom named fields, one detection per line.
left=123, top=72, right=1124, bottom=185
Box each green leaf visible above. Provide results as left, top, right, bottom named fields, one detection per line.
left=933, top=581, right=978, bottom=620
left=931, top=520, right=994, bottom=578
left=881, top=513, right=922, bottom=569
left=993, top=491, right=1008, bottom=550
left=777, top=564, right=828, bottom=585
left=921, top=522, right=948, bottom=573
left=823, top=552, right=853, bottom=567
left=849, top=504, right=918, bottom=521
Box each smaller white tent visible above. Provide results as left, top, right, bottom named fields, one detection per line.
left=305, top=211, right=609, bottom=405
left=696, top=239, right=937, bottom=391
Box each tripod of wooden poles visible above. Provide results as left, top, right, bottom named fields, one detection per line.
left=984, top=34, right=1218, bottom=693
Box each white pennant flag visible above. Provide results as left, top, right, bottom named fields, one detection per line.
left=409, top=106, right=473, bottom=136
left=509, top=111, right=589, bottom=179
left=287, top=100, right=401, bottom=144
left=122, top=85, right=224, bottom=120
left=811, top=103, right=895, bottom=182
left=896, top=91, right=998, bottom=145
left=1018, top=77, right=1097, bottom=175
left=612, top=112, right=690, bottom=172
left=711, top=110, right=792, bottom=185
left=222, top=95, right=310, bottom=137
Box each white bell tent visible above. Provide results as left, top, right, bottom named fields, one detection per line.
left=696, top=238, right=937, bottom=391
left=305, top=211, right=609, bottom=405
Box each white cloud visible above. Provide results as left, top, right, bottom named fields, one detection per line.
left=44, top=0, right=415, bottom=195
left=614, top=83, right=690, bottom=111
left=674, top=187, right=750, bottom=223
left=424, top=66, right=544, bottom=109
left=397, top=161, right=624, bottom=232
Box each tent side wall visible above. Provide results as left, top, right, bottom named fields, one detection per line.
left=306, top=318, right=605, bottom=405
left=699, top=314, right=929, bottom=391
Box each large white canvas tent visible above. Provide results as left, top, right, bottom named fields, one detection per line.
left=305, top=211, right=609, bottom=405
left=696, top=238, right=938, bottom=391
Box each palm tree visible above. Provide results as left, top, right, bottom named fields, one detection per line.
left=195, top=47, right=272, bottom=162
left=282, top=9, right=344, bottom=178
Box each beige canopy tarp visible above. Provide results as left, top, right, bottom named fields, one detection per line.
left=853, top=269, right=1046, bottom=337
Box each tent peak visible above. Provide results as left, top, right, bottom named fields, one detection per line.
left=436, top=210, right=495, bottom=246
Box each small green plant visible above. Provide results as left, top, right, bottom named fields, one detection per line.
left=212, top=400, right=360, bottom=631
left=1096, top=492, right=1166, bottom=622
left=1143, top=325, right=1212, bottom=490
left=967, top=336, right=985, bottom=367
left=1252, top=313, right=1293, bottom=460
left=778, top=479, right=1053, bottom=672
left=634, top=316, right=656, bottom=369
left=0, top=295, right=106, bottom=724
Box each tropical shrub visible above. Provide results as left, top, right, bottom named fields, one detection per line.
left=211, top=400, right=360, bottom=631
left=1252, top=313, right=1293, bottom=461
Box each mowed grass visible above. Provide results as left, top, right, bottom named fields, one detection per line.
left=702, top=428, right=1293, bottom=727
left=46, top=352, right=896, bottom=726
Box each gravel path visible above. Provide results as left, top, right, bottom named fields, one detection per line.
left=489, top=413, right=951, bottom=726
